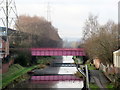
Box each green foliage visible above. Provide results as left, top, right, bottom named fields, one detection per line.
left=0, top=74, right=2, bottom=89
left=85, top=63, right=96, bottom=70
left=37, top=59, right=49, bottom=64
left=86, top=59, right=92, bottom=64
left=36, top=56, right=53, bottom=65
left=106, top=83, right=115, bottom=88
left=89, top=83, right=99, bottom=89
left=2, top=64, right=24, bottom=79
left=72, top=56, right=84, bottom=64
left=115, top=74, right=120, bottom=88
left=37, top=64, right=47, bottom=69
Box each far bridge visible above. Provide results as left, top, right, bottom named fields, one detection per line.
left=51, top=63, right=76, bottom=67
left=31, top=48, right=85, bottom=56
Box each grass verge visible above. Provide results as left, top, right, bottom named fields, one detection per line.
left=89, top=83, right=99, bottom=89
left=86, top=64, right=96, bottom=70
left=74, top=71, right=83, bottom=78
left=36, top=56, right=54, bottom=65
left=1, top=64, right=38, bottom=89
left=106, top=83, right=115, bottom=88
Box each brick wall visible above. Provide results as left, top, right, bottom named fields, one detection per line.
left=93, top=58, right=101, bottom=69
left=1, top=59, right=14, bottom=74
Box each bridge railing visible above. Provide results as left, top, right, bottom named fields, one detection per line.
left=31, top=48, right=86, bottom=56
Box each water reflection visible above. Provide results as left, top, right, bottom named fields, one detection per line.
left=14, top=56, right=83, bottom=89
left=29, top=81, right=83, bottom=88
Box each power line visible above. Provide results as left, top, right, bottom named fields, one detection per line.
left=0, top=18, right=5, bottom=26
left=0, top=0, right=4, bottom=5
left=8, top=0, right=12, bottom=6
left=0, top=0, right=19, bottom=29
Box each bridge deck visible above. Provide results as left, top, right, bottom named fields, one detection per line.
left=31, top=48, right=86, bottom=56
left=51, top=63, right=76, bottom=67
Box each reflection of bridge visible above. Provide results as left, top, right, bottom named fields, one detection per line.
left=31, top=75, right=81, bottom=81
left=31, top=48, right=85, bottom=56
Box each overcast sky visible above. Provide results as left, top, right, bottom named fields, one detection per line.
left=1, top=0, right=119, bottom=41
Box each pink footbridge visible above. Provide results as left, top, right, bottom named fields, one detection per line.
left=31, top=48, right=86, bottom=56
left=31, top=75, right=81, bottom=81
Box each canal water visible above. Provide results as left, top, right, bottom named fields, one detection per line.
left=14, top=56, right=83, bottom=89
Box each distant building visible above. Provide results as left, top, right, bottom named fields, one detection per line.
left=0, top=27, right=7, bottom=36
left=0, top=36, right=9, bottom=59
left=113, top=49, right=120, bottom=68
left=0, top=37, right=3, bottom=59
left=113, top=49, right=120, bottom=74
left=0, top=27, right=15, bottom=59
left=0, top=27, right=16, bottom=36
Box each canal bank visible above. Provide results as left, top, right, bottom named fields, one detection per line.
left=10, top=56, right=84, bottom=89
left=2, top=64, right=39, bottom=89
left=1, top=56, right=55, bottom=89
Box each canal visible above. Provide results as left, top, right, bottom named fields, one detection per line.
left=13, top=56, right=84, bottom=89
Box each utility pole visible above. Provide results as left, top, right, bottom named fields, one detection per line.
left=6, top=0, right=8, bottom=36
left=47, top=2, right=51, bottom=22
left=118, top=1, right=120, bottom=49
left=6, top=0, right=9, bottom=56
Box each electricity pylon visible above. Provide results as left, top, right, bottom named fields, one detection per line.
left=0, top=0, right=18, bottom=57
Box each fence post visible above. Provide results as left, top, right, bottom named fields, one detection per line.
left=85, top=65, right=89, bottom=89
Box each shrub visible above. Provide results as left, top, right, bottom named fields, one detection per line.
left=14, top=50, right=32, bottom=67
left=74, top=71, right=83, bottom=78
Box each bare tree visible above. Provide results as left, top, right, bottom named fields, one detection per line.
left=10, top=15, right=63, bottom=48
left=83, top=14, right=99, bottom=40
left=82, top=14, right=118, bottom=63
